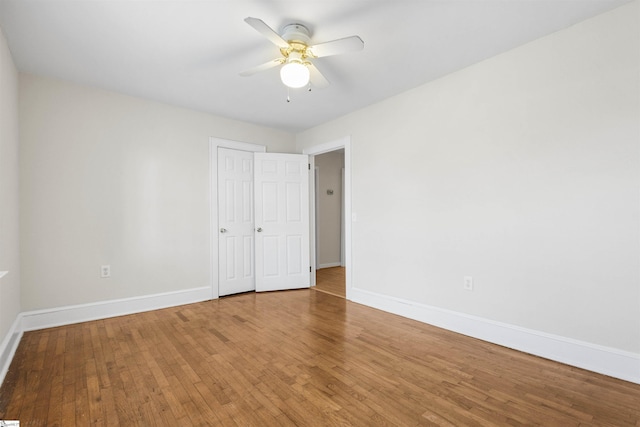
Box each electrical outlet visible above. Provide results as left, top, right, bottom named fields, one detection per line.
left=463, top=276, right=473, bottom=291
left=101, top=265, right=111, bottom=278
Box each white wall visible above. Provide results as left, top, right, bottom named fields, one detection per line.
left=19, top=74, right=295, bottom=311
left=297, top=2, right=640, bottom=354
left=315, top=150, right=343, bottom=267
left=0, top=28, right=20, bottom=361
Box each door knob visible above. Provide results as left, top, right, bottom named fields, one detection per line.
left=220, top=228, right=227, bottom=233
left=256, top=227, right=263, bottom=232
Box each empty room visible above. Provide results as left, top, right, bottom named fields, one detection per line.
left=0, top=0, right=639, bottom=425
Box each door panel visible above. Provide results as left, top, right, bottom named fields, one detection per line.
left=255, top=153, right=310, bottom=292
left=218, top=148, right=255, bottom=296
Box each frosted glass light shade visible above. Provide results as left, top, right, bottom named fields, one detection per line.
left=280, top=62, right=310, bottom=88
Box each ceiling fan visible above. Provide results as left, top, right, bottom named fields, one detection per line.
left=240, top=17, right=364, bottom=90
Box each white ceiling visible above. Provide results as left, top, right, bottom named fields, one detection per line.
left=0, top=0, right=630, bottom=132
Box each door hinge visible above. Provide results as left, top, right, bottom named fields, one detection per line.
left=310, top=266, right=312, bottom=272
left=308, top=163, right=311, bottom=170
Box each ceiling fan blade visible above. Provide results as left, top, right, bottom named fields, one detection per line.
left=308, top=35, right=364, bottom=58
left=244, top=17, right=290, bottom=49
left=308, top=62, right=330, bottom=89
left=239, top=58, right=284, bottom=76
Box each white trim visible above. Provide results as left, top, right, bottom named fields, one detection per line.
left=350, top=287, right=640, bottom=384
left=3, top=284, right=637, bottom=387
left=314, top=166, right=319, bottom=279
left=303, top=136, right=352, bottom=300
left=0, top=286, right=211, bottom=387
left=21, top=287, right=211, bottom=332
left=341, top=167, right=345, bottom=268
left=212, top=138, right=266, bottom=153
left=0, top=315, right=23, bottom=387
left=209, top=137, right=266, bottom=300
left=317, top=262, right=342, bottom=269
left=303, top=138, right=350, bottom=157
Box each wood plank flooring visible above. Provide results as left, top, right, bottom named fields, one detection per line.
left=1, top=289, right=639, bottom=426
left=315, top=267, right=345, bottom=298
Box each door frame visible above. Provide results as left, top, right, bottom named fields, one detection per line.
left=303, top=136, right=352, bottom=300
left=209, top=137, right=266, bottom=299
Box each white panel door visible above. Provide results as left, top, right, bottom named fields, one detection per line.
left=254, top=153, right=310, bottom=291
left=218, top=148, right=255, bottom=296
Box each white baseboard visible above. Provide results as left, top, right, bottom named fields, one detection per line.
left=1, top=286, right=211, bottom=387
left=1, top=286, right=212, bottom=387
left=350, top=287, right=640, bottom=384
left=317, top=262, right=342, bottom=269
left=4, top=286, right=638, bottom=387
left=0, top=315, right=24, bottom=387
left=20, top=286, right=212, bottom=332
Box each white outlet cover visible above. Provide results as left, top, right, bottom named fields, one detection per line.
left=101, top=265, right=111, bottom=278
left=463, top=276, right=473, bottom=291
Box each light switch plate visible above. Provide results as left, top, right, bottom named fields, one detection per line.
left=464, top=276, right=473, bottom=291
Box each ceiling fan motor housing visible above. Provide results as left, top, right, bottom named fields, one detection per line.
left=281, top=23, right=311, bottom=45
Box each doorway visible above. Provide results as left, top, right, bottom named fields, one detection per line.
left=303, top=136, right=352, bottom=300
left=313, top=149, right=345, bottom=298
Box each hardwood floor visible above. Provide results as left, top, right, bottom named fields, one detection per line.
left=1, top=290, right=639, bottom=426
left=315, top=266, right=345, bottom=298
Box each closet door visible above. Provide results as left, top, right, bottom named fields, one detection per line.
left=254, top=153, right=310, bottom=292
left=218, top=148, right=255, bottom=296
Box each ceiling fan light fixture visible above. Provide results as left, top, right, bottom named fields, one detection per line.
left=242, top=17, right=364, bottom=91
left=280, top=60, right=310, bottom=88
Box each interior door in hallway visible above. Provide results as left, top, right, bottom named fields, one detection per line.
left=218, top=147, right=255, bottom=296
left=254, top=152, right=310, bottom=292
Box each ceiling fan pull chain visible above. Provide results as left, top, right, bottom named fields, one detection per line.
left=308, top=82, right=312, bottom=92
left=286, top=87, right=291, bottom=103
